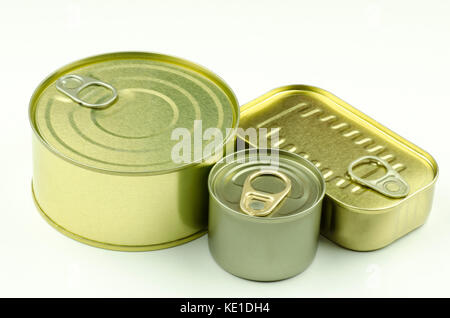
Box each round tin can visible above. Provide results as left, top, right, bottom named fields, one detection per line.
left=30, top=52, right=239, bottom=251
left=208, top=149, right=325, bottom=281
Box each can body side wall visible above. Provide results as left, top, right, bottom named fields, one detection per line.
left=208, top=197, right=322, bottom=281
left=32, top=134, right=210, bottom=250
left=320, top=185, right=436, bottom=251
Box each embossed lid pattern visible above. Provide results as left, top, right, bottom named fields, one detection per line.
left=238, top=85, right=436, bottom=210
left=30, top=52, right=238, bottom=174
left=209, top=149, right=325, bottom=218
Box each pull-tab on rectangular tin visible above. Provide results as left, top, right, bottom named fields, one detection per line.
left=238, top=85, right=438, bottom=251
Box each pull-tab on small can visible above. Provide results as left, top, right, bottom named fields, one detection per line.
left=348, top=155, right=410, bottom=198
left=56, top=74, right=118, bottom=109
left=240, top=169, right=291, bottom=217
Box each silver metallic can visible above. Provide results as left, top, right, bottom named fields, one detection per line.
left=208, top=149, right=326, bottom=281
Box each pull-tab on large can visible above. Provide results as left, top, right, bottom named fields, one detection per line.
left=29, top=52, right=239, bottom=251
left=208, top=149, right=326, bottom=281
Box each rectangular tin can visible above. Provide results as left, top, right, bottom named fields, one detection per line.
left=30, top=52, right=239, bottom=251
left=238, top=85, right=438, bottom=251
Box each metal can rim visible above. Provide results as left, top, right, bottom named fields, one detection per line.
left=29, top=51, right=240, bottom=176
left=208, top=148, right=326, bottom=222
left=239, top=84, right=439, bottom=214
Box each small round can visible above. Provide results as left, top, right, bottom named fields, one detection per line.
left=208, top=149, right=325, bottom=281
left=29, top=52, right=238, bottom=251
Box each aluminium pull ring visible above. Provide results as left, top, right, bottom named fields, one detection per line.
left=348, top=155, right=409, bottom=198
left=240, top=169, right=292, bottom=217
left=56, top=74, right=118, bottom=109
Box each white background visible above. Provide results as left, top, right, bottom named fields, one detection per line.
left=0, top=0, right=449, bottom=297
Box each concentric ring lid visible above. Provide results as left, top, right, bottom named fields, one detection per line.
left=30, top=52, right=238, bottom=174
left=209, top=149, right=325, bottom=218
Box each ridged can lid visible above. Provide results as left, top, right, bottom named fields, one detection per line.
left=29, top=52, right=239, bottom=174
left=208, top=149, right=326, bottom=219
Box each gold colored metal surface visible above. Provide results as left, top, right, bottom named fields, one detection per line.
left=31, top=52, right=236, bottom=174
left=30, top=52, right=239, bottom=251
left=240, top=170, right=292, bottom=217
left=32, top=184, right=206, bottom=251
left=238, top=85, right=438, bottom=251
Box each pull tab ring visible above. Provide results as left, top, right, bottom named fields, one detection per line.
left=240, top=169, right=292, bottom=217
left=56, top=74, right=118, bottom=109
left=348, top=156, right=409, bottom=198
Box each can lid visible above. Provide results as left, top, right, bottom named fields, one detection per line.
left=238, top=85, right=437, bottom=210
left=209, top=149, right=325, bottom=218
left=29, top=52, right=238, bottom=174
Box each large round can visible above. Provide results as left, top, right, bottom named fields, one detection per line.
left=208, top=149, right=325, bottom=281
left=29, top=52, right=239, bottom=251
